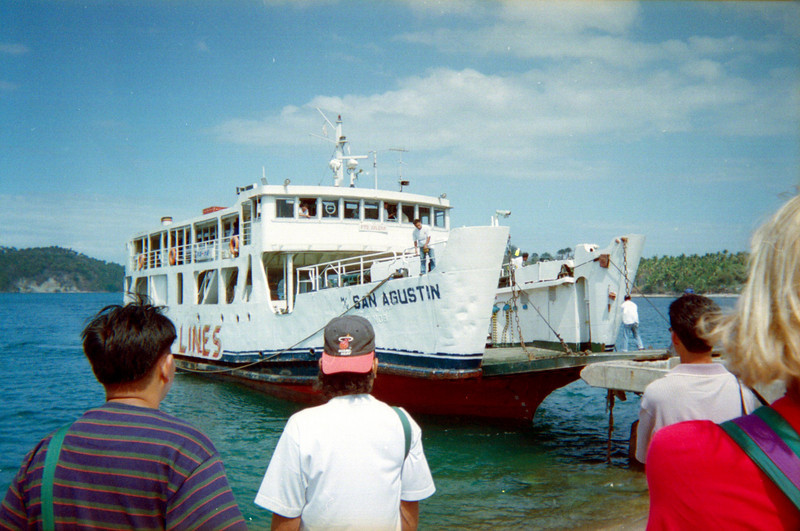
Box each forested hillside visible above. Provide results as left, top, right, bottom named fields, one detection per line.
left=0, top=247, right=123, bottom=292
left=1, top=245, right=748, bottom=295
left=634, top=251, right=749, bottom=295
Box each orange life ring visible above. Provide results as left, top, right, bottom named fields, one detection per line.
left=168, top=248, right=177, bottom=266
left=229, top=236, right=239, bottom=257
left=137, top=254, right=146, bottom=270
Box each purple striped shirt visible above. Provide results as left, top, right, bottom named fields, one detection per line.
left=0, top=402, right=246, bottom=530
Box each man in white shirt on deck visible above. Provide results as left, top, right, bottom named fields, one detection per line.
left=620, top=295, right=644, bottom=351
left=634, top=294, right=761, bottom=465
left=412, top=219, right=435, bottom=274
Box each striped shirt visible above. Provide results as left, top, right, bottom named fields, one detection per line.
left=0, top=402, right=246, bottom=530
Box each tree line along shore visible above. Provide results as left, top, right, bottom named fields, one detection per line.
left=0, top=247, right=123, bottom=293
left=0, top=246, right=747, bottom=295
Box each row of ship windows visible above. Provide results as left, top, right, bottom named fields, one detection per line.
left=274, top=197, right=447, bottom=227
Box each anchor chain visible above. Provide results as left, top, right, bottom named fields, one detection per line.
left=509, top=268, right=573, bottom=358
left=622, top=237, right=630, bottom=298
left=509, top=269, right=534, bottom=359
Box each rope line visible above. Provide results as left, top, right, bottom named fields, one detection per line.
left=177, top=272, right=398, bottom=375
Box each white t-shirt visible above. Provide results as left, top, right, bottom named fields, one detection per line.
left=635, top=363, right=761, bottom=463
left=412, top=225, right=430, bottom=248
left=621, top=299, right=639, bottom=325
left=255, top=394, right=436, bottom=530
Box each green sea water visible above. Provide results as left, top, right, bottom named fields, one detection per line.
left=1, top=293, right=731, bottom=529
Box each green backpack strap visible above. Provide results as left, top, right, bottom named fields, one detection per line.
left=392, top=406, right=411, bottom=460
left=42, top=424, right=70, bottom=531
left=720, top=406, right=800, bottom=509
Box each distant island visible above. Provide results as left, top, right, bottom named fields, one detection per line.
left=0, top=247, right=123, bottom=293
left=634, top=251, right=748, bottom=295
left=0, top=246, right=749, bottom=295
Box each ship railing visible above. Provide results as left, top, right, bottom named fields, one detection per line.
left=242, top=221, right=252, bottom=245
left=132, top=235, right=251, bottom=271
left=295, top=249, right=417, bottom=293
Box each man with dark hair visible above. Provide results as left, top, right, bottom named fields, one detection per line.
left=412, top=218, right=435, bottom=273
left=255, top=315, right=435, bottom=530
left=0, top=302, right=246, bottom=530
left=634, top=294, right=761, bottom=464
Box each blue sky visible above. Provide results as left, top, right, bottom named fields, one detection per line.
left=2, top=0, right=798, bottom=265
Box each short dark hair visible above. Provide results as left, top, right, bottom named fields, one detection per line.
left=316, top=369, right=375, bottom=399
left=82, top=302, right=176, bottom=386
left=669, top=294, right=720, bottom=353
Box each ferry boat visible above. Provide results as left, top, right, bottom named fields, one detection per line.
left=123, top=114, right=645, bottom=422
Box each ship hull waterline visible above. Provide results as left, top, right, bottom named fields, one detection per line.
left=175, top=350, right=661, bottom=424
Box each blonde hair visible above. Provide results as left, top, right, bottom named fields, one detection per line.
left=708, top=195, right=800, bottom=387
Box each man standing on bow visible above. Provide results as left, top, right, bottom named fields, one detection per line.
left=412, top=218, right=435, bottom=273
left=255, top=315, right=436, bottom=530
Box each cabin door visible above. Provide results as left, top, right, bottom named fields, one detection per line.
left=576, top=277, right=590, bottom=349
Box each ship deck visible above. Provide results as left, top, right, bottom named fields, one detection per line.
left=481, top=346, right=670, bottom=377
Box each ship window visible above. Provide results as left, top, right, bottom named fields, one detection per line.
left=150, top=232, right=165, bottom=268
left=195, top=222, right=217, bottom=242
left=401, top=204, right=414, bottom=223
left=151, top=275, right=167, bottom=305
left=384, top=202, right=398, bottom=222
left=242, top=203, right=253, bottom=245
left=321, top=199, right=339, bottom=218
left=419, top=207, right=431, bottom=226
left=222, top=215, right=239, bottom=238
left=364, top=201, right=379, bottom=220
left=276, top=198, right=294, bottom=218
left=134, top=277, right=147, bottom=299
left=344, top=200, right=359, bottom=220
left=243, top=258, right=253, bottom=302
left=299, top=198, right=317, bottom=218
left=222, top=267, right=238, bottom=304
left=197, top=269, right=219, bottom=304
left=177, top=273, right=184, bottom=305
left=434, top=208, right=446, bottom=228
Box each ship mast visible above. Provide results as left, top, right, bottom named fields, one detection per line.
left=320, top=111, right=366, bottom=187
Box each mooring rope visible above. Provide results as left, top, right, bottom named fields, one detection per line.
left=177, top=271, right=398, bottom=375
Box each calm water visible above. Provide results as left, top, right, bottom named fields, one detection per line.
left=0, top=293, right=736, bottom=529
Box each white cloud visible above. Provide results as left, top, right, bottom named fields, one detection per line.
left=211, top=0, right=798, bottom=187
left=0, top=43, right=29, bottom=55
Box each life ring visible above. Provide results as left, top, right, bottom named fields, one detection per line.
left=168, top=248, right=177, bottom=266
left=137, top=254, right=146, bottom=270
left=229, top=236, right=239, bottom=257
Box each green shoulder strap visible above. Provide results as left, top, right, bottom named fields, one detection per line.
left=42, top=424, right=70, bottom=531
left=392, top=406, right=411, bottom=460
left=720, top=407, right=800, bottom=509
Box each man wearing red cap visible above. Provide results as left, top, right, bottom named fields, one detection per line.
left=254, top=315, right=436, bottom=530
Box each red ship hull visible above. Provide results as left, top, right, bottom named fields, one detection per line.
left=176, top=356, right=590, bottom=423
